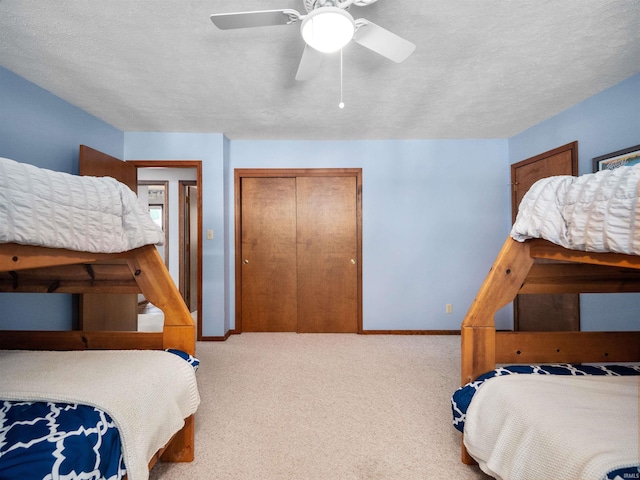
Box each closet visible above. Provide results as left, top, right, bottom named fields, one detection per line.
left=235, top=169, right=362, bottom=333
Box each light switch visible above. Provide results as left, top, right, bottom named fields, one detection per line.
left=207, top=229, right=214, bottom=240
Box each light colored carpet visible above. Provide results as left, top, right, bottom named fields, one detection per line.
left=149, top=333, right=490, bottom=480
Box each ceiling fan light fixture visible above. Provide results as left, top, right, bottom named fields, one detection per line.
left=301, top=7, right=355, bottom=53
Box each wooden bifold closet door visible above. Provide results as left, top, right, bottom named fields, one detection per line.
left=236, top=170, right=362, bottom=333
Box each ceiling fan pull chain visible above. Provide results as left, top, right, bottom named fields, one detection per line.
left=339, top=48, right=345, bottom=109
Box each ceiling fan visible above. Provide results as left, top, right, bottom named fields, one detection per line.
left=210, top=0, right=416, bottom=81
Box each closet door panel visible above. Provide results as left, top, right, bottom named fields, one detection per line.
left=241, top=177, right=298, bottom=331
left=296, top=176, right=358, bottom=333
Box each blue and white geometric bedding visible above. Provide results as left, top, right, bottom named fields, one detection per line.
left=451, top=363, right=640, bottom=433
left=0, top=350, right=199, bottom=480
left=452, top=364, right=640, bottom=480
left=0, top=401, right=125, bottom=480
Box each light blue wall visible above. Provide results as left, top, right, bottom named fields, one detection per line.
left=122, top=136, right=512, bottom=335
left=0, top=66, right=123, bottom=171
left=0, top=66, right=123, bottom=330
left=124, top=133, right=226, bottom=337
left=3, top=63, right=638, bottom=335
left=509, top=73, right=640, bottom=175
left=226, top=139, right=512, bottom=331
left=509, top=72, right=640, bottom=331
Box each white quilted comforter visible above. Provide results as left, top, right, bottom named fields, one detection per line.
left=511, top=164, right=640, bottom=255
left=464, top=375, right=639, bottom=480
left=0, top=157, right=163, bottom=253
left=0, top=350, right=200, bottom=480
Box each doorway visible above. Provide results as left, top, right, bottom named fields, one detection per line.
left=511, top=141, right=579, bottom=331
left=235, top=169, right=363, bottom=333
left=77, top=148, right=203, bottom=338
left=130, top=161, right=203, bottom=340
left=138, top=181, right=169, bottom=267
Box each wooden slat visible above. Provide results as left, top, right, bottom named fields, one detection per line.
left=0, top=263, right=139, bottom=293
left=0, top=282, right=140, bottom=294
left=0, top=243, right=125, bottom=271
left=528, top=239, right=640, bottom=268
left=496, top=331, right=640, bottom=364
left=0, top=331, right=163, bottom=350
left=519, top=262, right=640, bottom=294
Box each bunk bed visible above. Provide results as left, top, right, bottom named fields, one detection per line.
left=0, top=156, right=199, bottom=480
left=452, top=163, right=640, bottom=480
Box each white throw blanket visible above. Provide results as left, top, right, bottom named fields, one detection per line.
left=0, top=350, right=200, bottom=480
left=0, top=156, right=163, bottom=253
left=464, top=374, right=639, bottom=480
left=511, top=164, right=640, bottom=255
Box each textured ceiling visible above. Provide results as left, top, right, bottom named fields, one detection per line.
left=1, top=0, right=639, bottom=140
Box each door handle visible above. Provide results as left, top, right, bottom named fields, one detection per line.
left=243, top=259, right=249, bottom=264
left=350, top=259, right=356, bottom=265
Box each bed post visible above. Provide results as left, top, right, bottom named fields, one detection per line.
left=159, top=415, right=195, bottom=462
left=460, top=237, right=534, bottom=463
left=126, top=245, right=197, bottom=463
left=461, top=237, right=534, bottom=383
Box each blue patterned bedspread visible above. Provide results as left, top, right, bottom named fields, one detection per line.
left=0, top=401, right=125, bottom=480
left=0, top=350, right=199, bottom=480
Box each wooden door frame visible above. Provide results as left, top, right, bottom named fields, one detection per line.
left=234, top=168, right=363, bottom=333
left=129, top=160, right=203, bottom=341
left=179, top=180, right=197, bottom=312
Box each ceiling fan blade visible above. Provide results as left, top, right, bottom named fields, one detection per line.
left=295, top=45, right=324, bottom=81
left=210, top=9, right=300, bottom=30
left=353, top=19, right=416, bottom=63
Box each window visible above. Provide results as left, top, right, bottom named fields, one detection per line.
left=148, top=205, right=164, bottom=230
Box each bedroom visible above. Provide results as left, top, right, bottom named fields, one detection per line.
left=5, top=75, right=639, bottom=336
left=1, top=1, right=640, bottom=479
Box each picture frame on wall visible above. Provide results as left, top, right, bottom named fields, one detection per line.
left=592, top=144, right=640, bottom=172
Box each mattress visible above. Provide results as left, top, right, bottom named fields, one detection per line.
left=452, top=364, right=640, bottom=480
left=511, top=164, right=640, bottom=255
left=137, top=302, right=165, bottom=332
left=0, top=349, right=200, bottom=480
left=0, top=156, right=163, bottom=253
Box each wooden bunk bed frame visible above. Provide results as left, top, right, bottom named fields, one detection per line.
left=0, top=241, right=197, bottom=466
left=460, top=236, right=640, bottom=464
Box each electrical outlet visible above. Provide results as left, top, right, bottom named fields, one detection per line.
left=446, top=304, right=453, bottom=314
left=207, top=229, right=214, bottom=240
